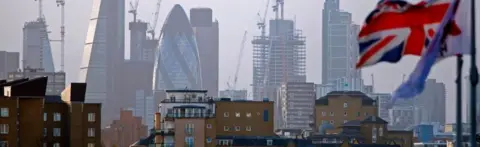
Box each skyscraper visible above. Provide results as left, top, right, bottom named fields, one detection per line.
left=79, top=0, right=125, bottom=126
left=22, top=18, right=55, bottom=72
left=190, top=8, right=219, bottom=97
left=129, top=21, right=152, bottom=62
left=414, top=79, right=446, bottom=125
left=0, top=51, right=20, bottom=79
left=322, top=0, right=362, bottom=90
left=153, top=5, right=202, bottom=91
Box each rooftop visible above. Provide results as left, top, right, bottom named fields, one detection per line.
left=316, top=91, right=375, bottom=106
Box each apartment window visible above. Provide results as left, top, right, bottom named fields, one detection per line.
left=372, top=127, right=377, bottom=143
left=267, top=139, right=273, bottom=146
left=43, top=113, right=47, bottom=121
left=329, top=120, right=334, bottom=125
left=53, top=113, right=61, bottom=122
left=343, top=102, right=348, bottom=108
left=235, top=126, right=240, bottom=131
left=235, top=112, right=240, bottom=117
left=364, top=112, right=368, bottom=116
left=88, top=128, right=95, bottom=137
left=185, top=136, right=194, bottom=146
left=43, top=128, right=47, bottom=136
left=0, top=108, right=8, bottom=117
left=344, top=112, right=347, bottom=116
left=246, top=126, right=252, bottom=131
left=53, top=128, right=61, bottom=137
left=379, top=127, right=384, bottom=136
left=0, top=124, right=8, bottom=134
left=246, top=113, right=251, bottom=117
left=321, top=112, right=326, bottom=116
left=88, top=143, right=95, bottom=147
left=206, top=124, right=212, bottom=129
left=223, top=126, right=230, bottom=131
left=53, top=143, right=60, bottom=147
left=88, top=113, right=96, bottom=122
left=329, top=112, right=334, bottom=116
left=224, top=112, right=229, bottom=117
left=185, top=124, right=194, bottom=134
left=0, top=141, right=8, bottom=147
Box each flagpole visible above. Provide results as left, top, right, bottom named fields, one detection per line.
left=470, top=0, right=478, bottom=146
left=456, top=55, right=463, bottom=147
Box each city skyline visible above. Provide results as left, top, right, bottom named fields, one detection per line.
left=1, top=0, right=477, bottom=123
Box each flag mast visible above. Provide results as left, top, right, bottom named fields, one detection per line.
left=456, top=54, right=463, bottom=147
left=469, top=0, right=478, bottom=146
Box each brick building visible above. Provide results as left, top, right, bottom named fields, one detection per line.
left=0, top=77, right=102, bottom=147
left=102, top=109, right=148, bottom=147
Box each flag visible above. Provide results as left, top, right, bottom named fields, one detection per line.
left=356, top=0, right=462, bottom=68
left=391, top=0, right=470, bottom=103
left=355, top=0, right=471, bottom=106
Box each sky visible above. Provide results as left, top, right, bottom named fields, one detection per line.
left=1, top=0, right=479, bottom=123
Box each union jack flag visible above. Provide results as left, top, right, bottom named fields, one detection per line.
left=356, top=0, right=461, bottom=68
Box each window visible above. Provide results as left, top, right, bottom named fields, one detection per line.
left=0, top=124, right=8, bottom=134
left=246, top=113, right=251, bottom=117
left=185, top=124, right=194, bottom=134
left=44, top=113, right=47, bottom=121
left=88, top=143, right=95, bottom=147
left=357, top=112, right=361, bottom=117
left=206, top=137, right=212, bottom=143
left=0, top=108, right=8, bottom=117
left=235, top=112, right=240, bottom=117
left=88, top=128, right=95, bottom=137
left=343, top=102, right=348, bottom=108
left=224, top=112, right=229, bottom=117
left=88, top=113, right=95, bottom=122
left=329, top=112, right=334, bottom=116
left=53, top=113, right=61, bottom=122
left=0, top=141, right=7, bottom=147
left=223, top=126, right=230, bottom=131
left=53, top=143, right=60, bottom=147
left=344, top=112, right=347, bottom=116
left=379, top=127, right=384, bottom=136
left=185, top=136, right=194, bottom=146
left=321, top=112, right=326, bottom=116
left=43, top=128, right=47, bottom=136
left=372, top=127, right=377, bottom=143
left=246, top=126, right=252, bottom=131
left=266, top=139, right=273, bottom=146
left=206, top=124, right=212, bottom=129
left=53, top=128, right=61, bottom=137
left=235, top=126, right=240, bottom=131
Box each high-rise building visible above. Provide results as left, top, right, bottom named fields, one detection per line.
left=22, top=18, right=55, bottom=72
left=219, top=89, right=247, bottom=100
left=414, top=79, right=446, bottom=125
left=190, top=8, right=219, bottom=97
left=7, top=67, right=65, bottom=95
left=0, top=51, right=20, bottom=79
left=251, top=19, right=306, bottom=101
left=153, top=5, right=202, bottom=91
left=277, top=82, right=315, bottom=130
left=79, top=0, right=125, bottom=126
left=129, top=21, right=153, bottom=62
left=369, top=93, right=392, bottom=121
left=134, top=90, right=155, bottom=129
left=322, top=0, right=362, bottom=90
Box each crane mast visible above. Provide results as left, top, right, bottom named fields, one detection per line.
left=229, top=31, right=248, bottom=98
left=148, top=0, right=163, bottom=39
left=56, top=0, right=66, bottom=72
left=128, top=0, right=140, bottom=22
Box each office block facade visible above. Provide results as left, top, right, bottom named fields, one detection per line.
left=0, top=51, right=19, bottom=79
left=22, top=18, right=55, bottom=72
left=277, top=82, right=315, bottom=130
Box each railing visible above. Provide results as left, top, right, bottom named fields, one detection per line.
left=161, top=98, right=214, bottom=103
left=156, top=143, right=174, bottom=147
left=165, top=113, right=215, bottom=118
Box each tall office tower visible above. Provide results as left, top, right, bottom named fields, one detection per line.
left=277, top=82, right=315, bottom=130
left=153, top=5, right=202, bottom=92
left=79, top=0, right=125, bottom=126
left=129, top=21, right=153, bottom=62
left=219, top=89, right=247, bottom=100
left=252, top=19, right=306, bottom=101
left=414, top=79, right=446, bottom=125
left=22, top=18, right=55, bottom=72
left=8, top=67, right=66, bottom=95
left=0, top=51, right=20, bottom=79
left=369, top=93, right=392, bottom=121
left=321, top=0, right=362, bottom=90
left=134, top=90, right=155, bottom=129
left=190, top=8, right=219, bottom=97
left=119, top=60, right=154, bottom=109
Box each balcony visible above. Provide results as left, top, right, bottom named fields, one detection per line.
left=161, top=97, right=214, bottom=103
left=156, top=143, right=174, bottom=147
left=155, top=128, right=175, bottom=136
left=165, top=113, right=215, bottom=121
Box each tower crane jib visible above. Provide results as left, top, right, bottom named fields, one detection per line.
left=148, top=0, right=163, bottom=39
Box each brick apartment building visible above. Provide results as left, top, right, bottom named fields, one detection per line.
left=102, top=109, right=148, bottom=147
left=0, top=77, right=102, bottom=147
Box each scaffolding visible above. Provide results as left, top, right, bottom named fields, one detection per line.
left=251, top=23, right=306, bottom=100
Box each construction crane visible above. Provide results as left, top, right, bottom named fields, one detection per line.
left=228, top=31, right=248, bottom=98
left=56, top=0, right=66, bottom=72
left=256, top=0, right=270, bottom=38
left=257, top=0, right=271, bottom=98
left=34, top=0, right=44, bottom=19
left=128, top=0, right=140, bottom=22
left=148, top=0, right=163, bottom=39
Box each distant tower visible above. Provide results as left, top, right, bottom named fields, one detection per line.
left=79, top=0, right=125, bottom=127
left=22, top=18, right=55, bottom=72
left=129, top=21, right=151, bottom=62
left=190, top=8, right=219, bottom=97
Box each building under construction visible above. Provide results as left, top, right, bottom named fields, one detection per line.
left=251, top=18, right=306, bottom=101
left=22, top=18, right=56, bottom=72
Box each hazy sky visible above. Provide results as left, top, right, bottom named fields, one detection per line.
left=2, top=0, right=479, bottom=123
